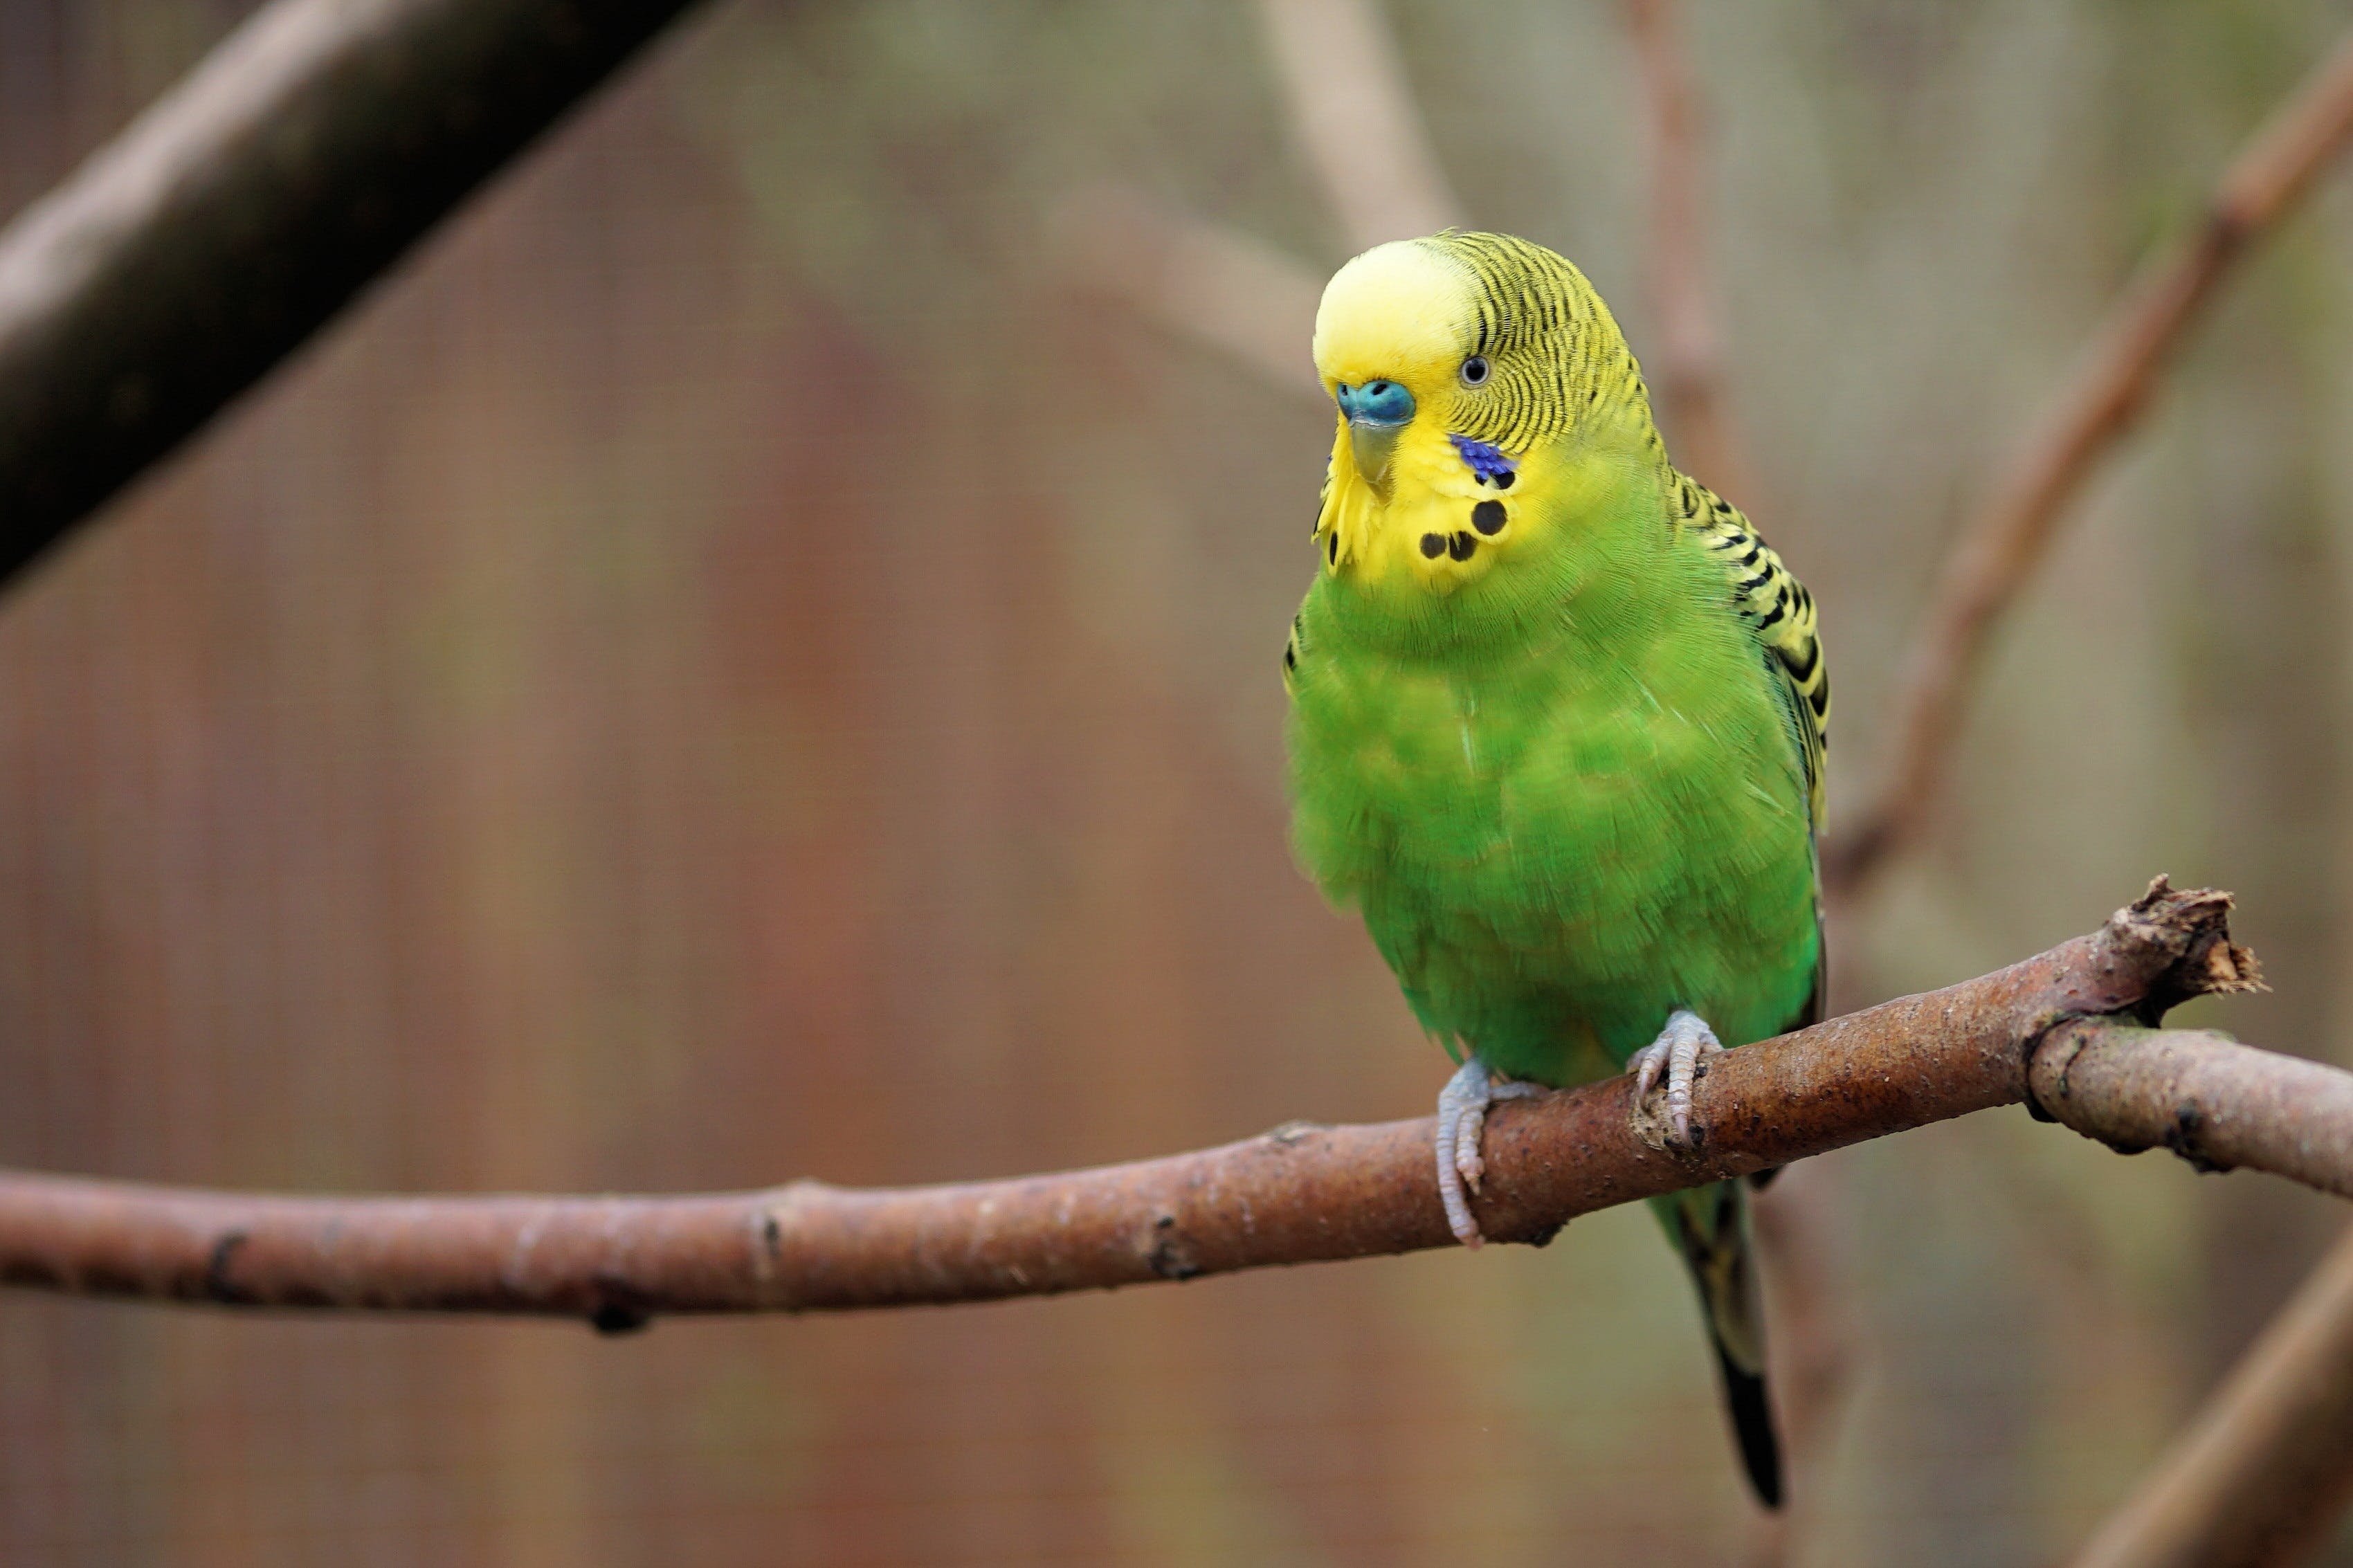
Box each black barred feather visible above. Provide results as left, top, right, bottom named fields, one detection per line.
left=1673, top=471, right=1829, bottom=834
left=1681, top=468, right=1830, bottom=1198
left=1421, top=231, right=1653, bottom=457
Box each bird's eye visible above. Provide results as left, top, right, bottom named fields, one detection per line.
left=1460, top=356, right=1491, bottom=387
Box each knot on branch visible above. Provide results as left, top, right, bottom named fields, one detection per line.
left=203, top=1229, right=251, bottom=1305
left=2028, top=1020, right=2235, bottom=1169
left=2102, top=875, right=2265, bottom=1021
left=1144, top=1212, right=1202, bottom=1282
left=588, top=1291, right=653, bottom=1335
left=2021, top=878, right=2260, bottom=1125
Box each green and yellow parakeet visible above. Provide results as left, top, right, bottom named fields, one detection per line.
left=1282, top=232, right=1828, bottom=1508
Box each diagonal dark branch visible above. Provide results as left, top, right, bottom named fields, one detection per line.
left=0, top=0, right=706, bottom=585
left=1824, top=27, right=2353, bottom=893
left=0, top=879, right=2285, bottom=1329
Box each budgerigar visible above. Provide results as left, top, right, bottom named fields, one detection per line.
left=1282, top=232, right=1828, bottom=1508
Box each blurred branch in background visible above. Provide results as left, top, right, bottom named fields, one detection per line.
left=1623, top=0, right=1750, bottom=503
left=1253, top=0, right=1462, bottom=251
left=1051, top=183, right=1325, bottom=400
left=1054, top=0, right=1464, bottom=402
left=1824, top=26, right=2353, bottom=895
left=0, top=0, right=704, bottom=584
left=2071, top=1223, right=2353, bottom=1568
left=0, top=879, right=2277, bottom=1327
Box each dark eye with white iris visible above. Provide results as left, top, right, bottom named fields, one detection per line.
left=1460, top=355, right=1490, bottom=387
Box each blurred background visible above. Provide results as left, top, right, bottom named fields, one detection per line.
left=2, top=1, right=2352, bottom=1563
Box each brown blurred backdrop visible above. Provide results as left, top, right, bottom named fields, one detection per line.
left=3, top=1, right=2352, bottom=1563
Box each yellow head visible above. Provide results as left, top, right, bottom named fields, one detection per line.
left=1309, top=232, right=1652, bottom=594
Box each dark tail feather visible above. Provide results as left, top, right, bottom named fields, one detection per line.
left=1711, top=1338, right=1784, bottom=1508
left=1660, top=1180, right=1786, bottom=1510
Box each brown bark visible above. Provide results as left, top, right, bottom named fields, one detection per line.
left=1823, top=26, right=2353, bottom=893
left=0, top=879, right=2274, bottom=1327
left=2035, top=1021, right=2353, bottom=1199
left=2069, top=1222, right=2353, bottom=1568
left=0, top=0, right=704, bottom=582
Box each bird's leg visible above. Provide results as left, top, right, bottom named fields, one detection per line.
left=1435, top=1056, right=1543, bottom=1248
left=1627, top=1009, right=1723, bottom=1149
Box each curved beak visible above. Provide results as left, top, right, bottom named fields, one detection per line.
left=1349, top=422, right=1404, bottom=491
left=1334, top=379, right=1415, bottom=489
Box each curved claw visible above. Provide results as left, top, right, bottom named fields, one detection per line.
left=1628, top=1010, right=1724, bottom=1148
left=1454, top=1106, right=1485, bottom=1193
left=1632, top=1041, right=1668, bottom=1102
left=1434, top=1059, right=1545, bottom=1246
left=1435, top=1058, right=1490, bottom=1246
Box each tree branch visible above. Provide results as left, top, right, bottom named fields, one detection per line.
left=0, top=0, right=704, bottom=584
left=1623, top=0, right=1750, bottom=502
left=2069, top=1221, right=2353, bottom=1568
left=1051, top=183, right=1327, bottom=402
left=1052, top=0, right=1470, bottom=399
left=0, top=879, right=2277, bottom=1329
left=1823, top=27, right=2353, bottom=893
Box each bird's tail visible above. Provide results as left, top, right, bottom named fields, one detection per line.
left=1653, top=1179, right=1783, bottom=1508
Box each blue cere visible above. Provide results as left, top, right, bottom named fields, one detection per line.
left=1448, top=433, right=1517, bottom=486
left=1336, top=379, right=1416, bottom=427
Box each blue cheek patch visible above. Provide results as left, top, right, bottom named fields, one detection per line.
left=1448, top=434, right=1517, bottom=489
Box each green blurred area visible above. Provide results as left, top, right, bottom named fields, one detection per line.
left=1, top=1, right=2352, bottom=1563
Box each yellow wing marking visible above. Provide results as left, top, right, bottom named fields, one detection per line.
left=1673, top=473, right=1829, bottom=834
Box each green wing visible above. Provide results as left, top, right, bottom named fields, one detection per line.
left=1673, top=471, right=1828, bottom=1031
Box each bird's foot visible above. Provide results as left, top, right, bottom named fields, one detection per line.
left=1435, top=1056, right=1543, bottom=1248
left=1628, top=1009, right=1723, bottom=1149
